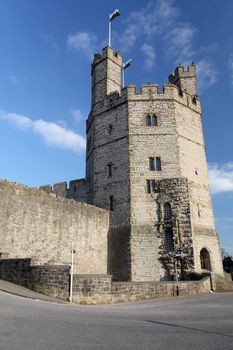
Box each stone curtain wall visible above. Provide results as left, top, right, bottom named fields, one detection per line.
left=0, top=180, right=109, bottom=274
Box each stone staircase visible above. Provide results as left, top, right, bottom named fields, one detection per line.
left=215, top=273, right=233, bottom=292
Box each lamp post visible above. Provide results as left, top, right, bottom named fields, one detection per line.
left=69, top=241, right=76, bottom=303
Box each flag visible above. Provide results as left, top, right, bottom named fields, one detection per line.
left=109, top=9, right=120, bottom=22
left=123, top=59, right=132, bottom=70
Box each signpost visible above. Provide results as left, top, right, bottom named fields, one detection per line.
left=69, top=242, right=76, bottom=303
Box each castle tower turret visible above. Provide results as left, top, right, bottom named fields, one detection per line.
left=86, top=46, right=223, bottom=282
left=91, top=46, right=122, bottom=106
left=168, top=64, right=197, bottom=96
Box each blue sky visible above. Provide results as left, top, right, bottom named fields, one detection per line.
left=0, top=0, right=232, bottom=254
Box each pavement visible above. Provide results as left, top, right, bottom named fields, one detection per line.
left=0, top=290, right=232, bottom=350
left=0, top=279, right=68, bottom=304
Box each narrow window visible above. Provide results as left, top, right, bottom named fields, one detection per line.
left=149, top=157, right=155, bottom=171
left=152, top=114, right=158, bottom=126
left=156, top=157, right=161, bottom=171
left=146, top=180, right=151, bottom=193
left=164, top=203, right=172, bottom=220
left=109, top=196, right=114, bottom=211
left=146, top=114, right=151, bottom=126
left=108, top=124, right=113, bottom=134
left=151, top=180, right=156, bottom=193
left=107, top=163, right=112, bottom=178
left=164, top=228, right=174, bottom=251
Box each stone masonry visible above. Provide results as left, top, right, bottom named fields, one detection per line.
left=0, top=180, right=109, bottom=274
left=84, top=46, right=223, bottom=281
left=0, top=45, right=224, bottom=297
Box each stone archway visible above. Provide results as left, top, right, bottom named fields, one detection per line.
left=200, top=248, right=211, bottom=271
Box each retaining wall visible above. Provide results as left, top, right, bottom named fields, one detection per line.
left=0, top=258, right=211, bottom=304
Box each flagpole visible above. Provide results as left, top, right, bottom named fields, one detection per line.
left=109, top=17, right=111, bottom=47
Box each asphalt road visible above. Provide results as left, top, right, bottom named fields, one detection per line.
left=0, top=291, right=232, bottom=350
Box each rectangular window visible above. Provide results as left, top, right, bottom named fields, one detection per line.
left=156, top=157, right=161, bottom=171
left=146, top=115, right=151, bottom=126
left=146, top=180, right=157, bottom=193
left=149, top=157, right=155, bottom=171
left=151, top=180, right=156, bottom=192
left=146, top=180, right=151, bottom=193
left=109, top=196, right=114, bottom=211
left=107, top=163, right=112, bottom=177
left=152, top=115, right=158, bottom=126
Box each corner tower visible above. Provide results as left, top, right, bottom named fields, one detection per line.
left=86, top=46, right=223, bottom=282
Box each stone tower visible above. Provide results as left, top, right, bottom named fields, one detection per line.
left=86, top=46, right=223, bottom=281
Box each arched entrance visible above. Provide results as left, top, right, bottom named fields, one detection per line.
left=200, top=248, right=211, bottom=271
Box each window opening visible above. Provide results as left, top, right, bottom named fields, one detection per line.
left=149, top=157, right=155, bottom=171
left=156, top=157, right=161, bottom=171
left=164, top=203, right=172, bottom=220
left=152, top=114, right=158, bottom=126
left=146, top=114, right=151, bottom=126
left=109, top=196, right=114, bottom=211
left=164, top=228, right=174, bottom=251
left=107, top=164, right=112, bottom=178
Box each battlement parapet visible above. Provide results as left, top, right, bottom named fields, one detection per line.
left=89, top=81, right=201, bottom=119
left=39, top=178, right=90, bottom=203
left=124, top=83, right=201, bottom=111
left=168, top=64, right=197, bottom=96
left=91, top=46, right=123, bottom=73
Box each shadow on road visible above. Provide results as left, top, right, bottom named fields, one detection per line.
left=144, top=320, right=233, bottom=338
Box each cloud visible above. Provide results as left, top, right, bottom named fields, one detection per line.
left=0, top=111, right=85, bottom=154
left=141, top=43, right=156, bottom=69
left=196, top=59, right=218, bottom=90
left=165, top=23, right=197, bottom=63
left=121, top=0, right=177, bottom=52
left=70, top=109, right=85, bottom=124
left=208, top=162, right=233, bottom=194
left=67, top=31, right=97, bottom=58
left=118, top=0, right=218, bottom=89
left=228, top=54, right=233, bottom=85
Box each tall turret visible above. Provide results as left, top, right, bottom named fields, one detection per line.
left=91, top=46, right=122, bottom=106
left=168, top=64, right=197, bottom=96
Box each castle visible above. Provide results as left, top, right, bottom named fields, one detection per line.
left=0, top=46, right=224, bottom=302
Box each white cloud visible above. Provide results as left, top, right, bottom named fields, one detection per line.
left=121, top=0, right=177, bottom=52
left=118, top=0, right=218, bottom=90
left=196, top=59, right=218, bottom=90
left=228, top=54, right=233, bottom=85
left=0, top=110, right=85, bottom=154
left=141, top=43, right=156, bottom=69
left=67, top=31, right=97, bottom=58
left=70, top=109, right=85, bottom=124
left=208, top=162, right=233, bottom=194
left=165, top=23, right=197, bottom=63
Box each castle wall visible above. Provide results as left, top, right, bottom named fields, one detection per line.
left=174, top=101, right=223, bottom=275
left=0, top=180, right=109, bottom=274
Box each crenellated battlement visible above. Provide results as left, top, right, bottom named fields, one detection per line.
left=168, top=63, right=197, bottom=96
left=39, top=178, right=89, bottom=203
left=91, top=46, right=123, bottom=73
left=89, top=82, right=200, bottom=120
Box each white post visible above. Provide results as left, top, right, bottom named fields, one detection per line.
left=122, top=68, right=124, bottom=88
left=69, top=241, right=74, bottom=303
left=108, top=19, right=111, bottom=47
